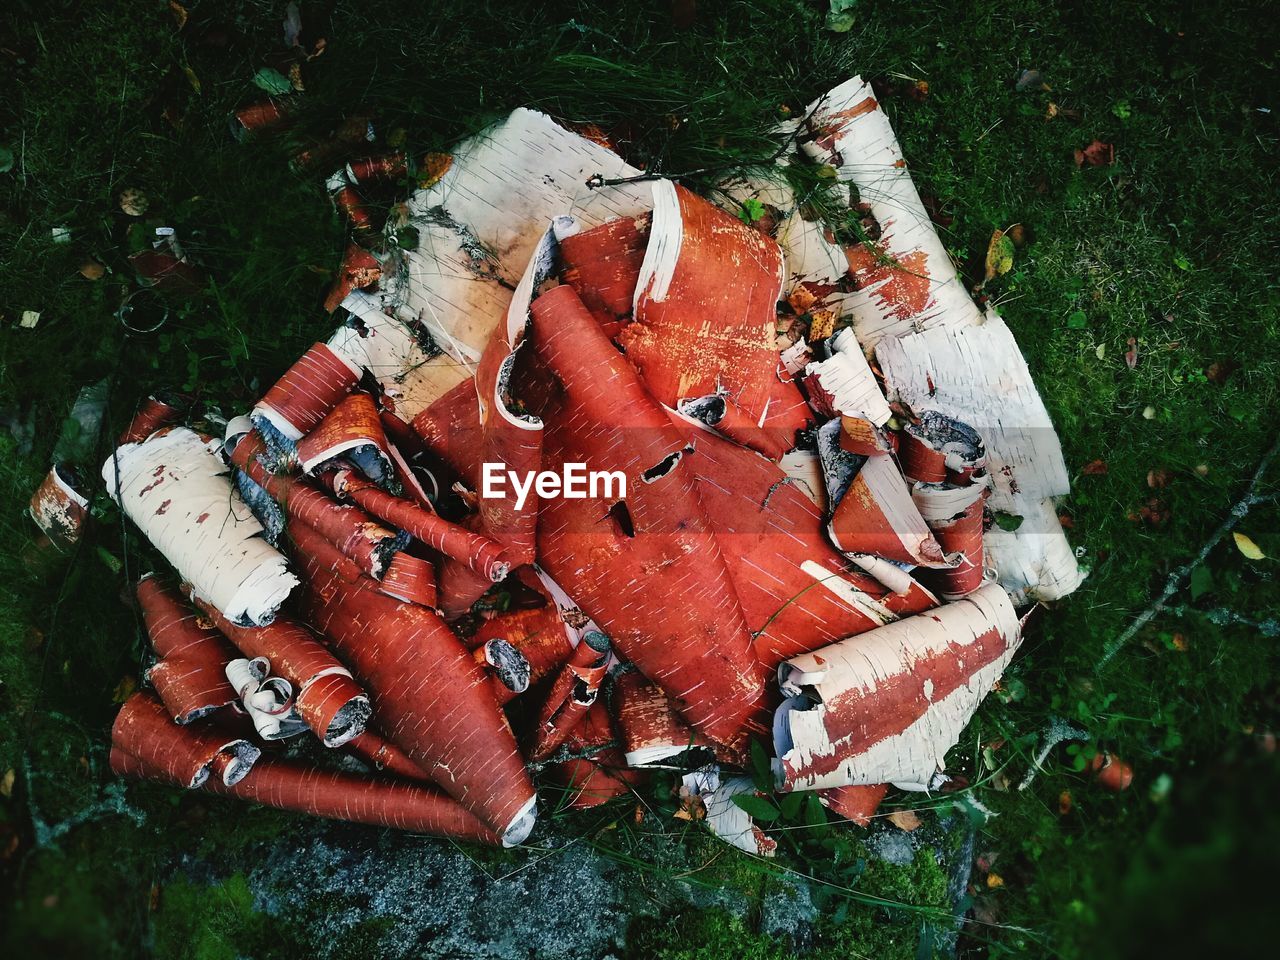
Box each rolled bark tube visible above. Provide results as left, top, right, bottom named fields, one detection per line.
left=138, top=576, right=240, bottom=724
left=913, top=483, right=989, bottom=600
left=676, top=393, right=790, bottom=461
left=328, top=469, right=510, bottom=583
left=120, top=394, right=185, bottom=444
left=377, top=551, right=438, bottom=608
left=296, top=392, right=393, bottom=486
left=773, top=582, right=1020, bottom=792
left=899, top=411, right=987, bottom=485
left=194, top=598, right=371, bottom=748
left=103, top=427, right=298, bottom=626
left=252, top=342, right=361, bottom=444
left=345, top=728, right=433, bottom=782
left=529, top=630, right=612, bottom=762
left=29, top=464, right=89, bottom=550
left=609, top=667, right=700, bottom=766
left=203, top=756, right=503, bottom=844
left=110, top=692, right=260, bottom=789
left=470, top=604, right=575, bottom=704
left=345, top=152, right=408, bottom=185
left=287, top=518, right=537, bottom=844
left=230, top=431, right=405, bottom=579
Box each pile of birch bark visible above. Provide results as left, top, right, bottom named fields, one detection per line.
left=30, top=76, right=1083, bottom=853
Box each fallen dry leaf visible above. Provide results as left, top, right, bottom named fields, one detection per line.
left=1124, top=336, right=1139, bottom=369
left=1074, top=140, right=1115, bottom=167
left=0, top=768, right=14, bottom=798
left=79, top=260, right=105, bottom=281
left=417, top=152, right=453, bottom=189
left=985, top=229, right=1015, bottom=281
left=1058, top=789, right=1072, bottom=815
left=119, top=188, right=150, bottom=217
left=1147, top=467, right=1173, bottom=488
left=987, top=872, right=1005, bottom=889
left=111, top=675, right=137, bottom=703
left=887, top=808, right=922, bottom=832
left=1206, top=360, right=1239, bottom=385
left=1082, top=459, right=1108, bottom=476
left=1234, top=532, right=1266, bottom=560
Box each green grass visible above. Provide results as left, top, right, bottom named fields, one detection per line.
left=2, top=0, right=1278, bottom=957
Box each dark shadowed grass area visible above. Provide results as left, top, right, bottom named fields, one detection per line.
left=1, top=0, right=1277, bottom=956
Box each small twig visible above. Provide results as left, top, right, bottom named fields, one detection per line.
left=1017, top=717, right=1087, bottom=792
left=1097, top=434, right=1280, bottom=670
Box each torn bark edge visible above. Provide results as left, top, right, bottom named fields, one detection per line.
left=29, top=464, right=90, bottom=550
left=252, top=342, right=362, bottom=448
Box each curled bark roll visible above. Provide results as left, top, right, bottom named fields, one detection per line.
left=29, top=464, right=89, bottom=551
left=297, top=392, right=394, bottom=487
left=625, top=181, right=784, bottom=423
left=103, top=427, right=298, bottom=626
left=326, top=469, right=510, bottom=583
left=204, top=756, right=502, bottom=845
left=138, top=576, right=240, bottom=724
left=528, top=630, right=612, bottom=762
left=287, top=518, right=538, bottom=844
left=609, top=667, right=700, bottom=766
left=252, top=342, right=361, bottom=444
left=773, top=582, right=1020, bottom=792
left=193, top=598, right=371, bottom=748
left=120, top=394, right=185, bottom=444
left=110, top=692, right=260, bottom=789
left=229, top=430, right=404, bottom=580
left=529, top=283, right=763, bottom=748
left=470, top=605, right=575, bottom=705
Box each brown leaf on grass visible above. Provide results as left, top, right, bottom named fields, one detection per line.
left=79, top=260, right=105, bottom=281
left=985, top=229, right=1016, bottom=281
left=1132, top=497, right=1170, bottom=526
left=118, top=188, right=149, bottom=217
left=1147, top=467, right=1173, bottom=488
left=1058, top=790, right=1072, bottom=815
left=1206, top=360, right=1239, bottom=384
left=1074, top=140, right=1115, bottom=167
left=1058, top=512, right=1075, bottom=529
left=1124, top=336, right=1139, bottom=369
left=1082, top=459, right=1108, bottom=476
left=887, top=808, right=922, bottom=832
left=0, top=768, right=14, bottom=798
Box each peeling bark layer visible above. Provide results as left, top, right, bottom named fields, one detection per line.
left=529, top=283, right=763, bottom=748
left=297, top=391, right=393, bottom=486
left=774, top=582, right=1020, bottom=792
left=29, top=464, right=89, bottom=550
left=625, top=181, right=784, bottom=422
left=288, top=519, right=537, bottom=843
left=110, top=692, right=259, bottom=789
left=194, top=598, right=370, bottom=748
left=253, top=342, right=361, bottom=444
left=138, top=576, right=240, bottom=724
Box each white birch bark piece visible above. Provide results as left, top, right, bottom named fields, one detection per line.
left=703, top=776, right=778, bottom=857
left=354, top=108, right=653, bottom=416
left=102, top=428, right=298, bottom=626
left=875, top=310, right=1070, bottom=509
left=984, top=497, right=1087, bottom=603
left=774, top=582, right=1020, bottom=792
left=803, top=329, right=892, bottom=426
left=796, top=76, right=985, bottom=350
left=225, top=657, right=308, bottom=741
